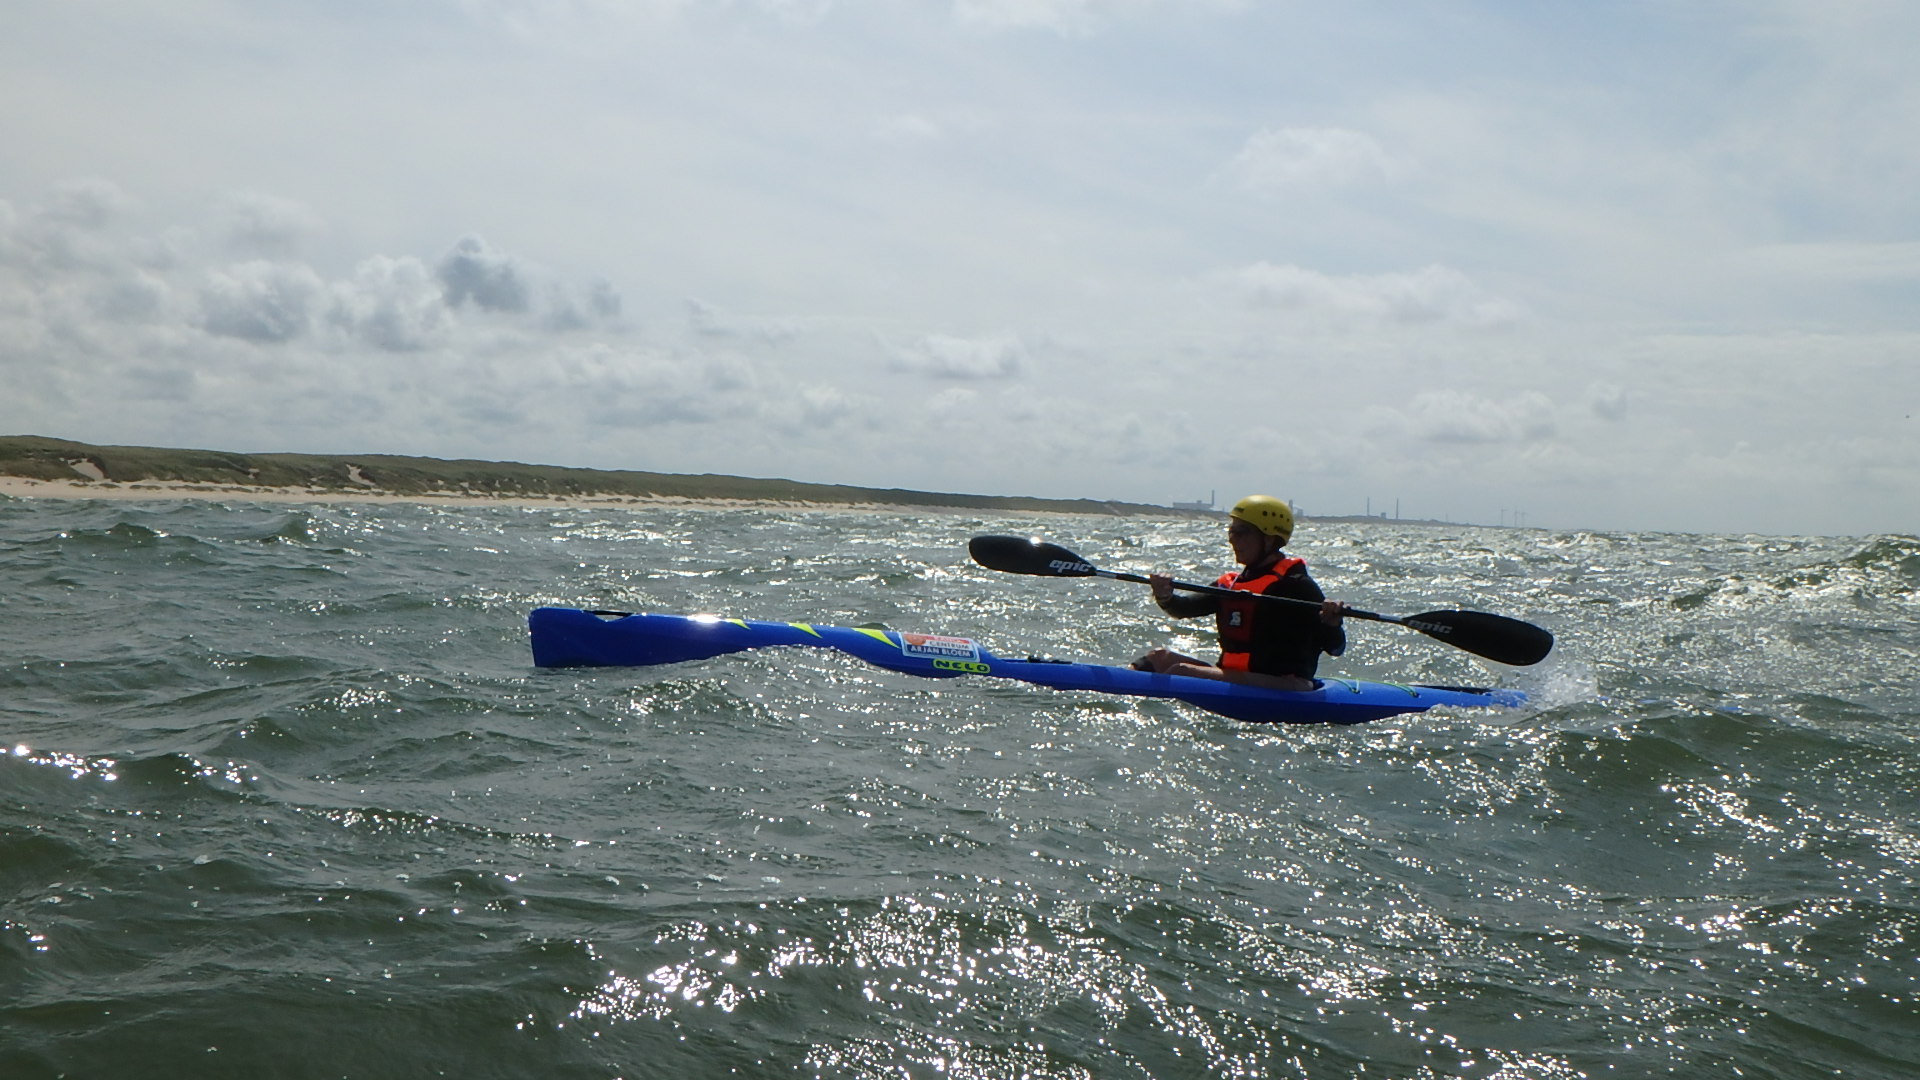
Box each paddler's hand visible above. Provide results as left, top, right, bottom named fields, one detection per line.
left=1133, top=647, right=1197, bottom=675
left=1148, top=573, right=1175, bottom=604
left=1320, top=600, right=1348, bottom=626
left=1133, top=647, right=1173, bottom=672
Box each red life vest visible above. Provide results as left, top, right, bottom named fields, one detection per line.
left=1214, top=556, right=1305, bottom=672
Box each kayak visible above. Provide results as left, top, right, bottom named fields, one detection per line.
left=528, top=607, right=1526, bottom=725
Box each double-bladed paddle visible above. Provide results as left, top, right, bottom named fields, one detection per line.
left=967, top=534, right=1554, bottom=667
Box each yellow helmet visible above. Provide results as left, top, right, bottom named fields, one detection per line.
left=1230, top=494, right=1294, bottom=542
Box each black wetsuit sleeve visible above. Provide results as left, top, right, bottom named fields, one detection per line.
left=1271, top=567, right=1345, bottom=659
left=1155, top=591, right=1219, bottom=619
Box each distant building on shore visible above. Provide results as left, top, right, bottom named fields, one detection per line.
left=1171, top=490, right=1217, bottom=512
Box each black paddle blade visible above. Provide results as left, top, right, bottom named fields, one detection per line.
left=968, top=535, right=1097, bottom=577
left=1401, top=610, right=1554, bottom=666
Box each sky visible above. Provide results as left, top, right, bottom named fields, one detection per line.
left=2, top=0, right=1916, bottom=536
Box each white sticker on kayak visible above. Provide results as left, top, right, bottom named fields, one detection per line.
left=899, top=633, right=980, bottom=661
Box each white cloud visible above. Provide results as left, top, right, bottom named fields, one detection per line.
left=35, top=179, right=130, bottom=231
left=543, top=277, right=623, bottom=332
left=888, top=332, right=1027, bottom=379
left=1223, top=127, right=1402, bottom=192
left=437, top=234, right=531, bottom=314
left=88, top=268, right=173, bottom=324
left=927, top=385, right=978, bottom=411
left=1741, top=242, right=1920, bottom=283
left=199, top=260, right=326, bottom=343
left=3, top=181, right=134, bottom=273
left=424, top=342, right=773, bottom=434
left=952, top=0, right=1101, bottom=34
left=1586, top=381, right=1628, bottom=423
left=221, top=191, right=324, bottom=256
left=0, top=186, right=633, bottom=382
left=871, top=113, right=944, bottom=144
left=766, top=383, right=865, bottom=433
left=1228, top=263, right=1525, bottom=328
left=687, top=297, right=798, bottom=342
left=328, top=255, right=453, bottom=352
left=1402, top=389, right=1557, bottom=445
left=951, top=0, right=1245, bottom=35
left=425, top=234, right=620, bottom=333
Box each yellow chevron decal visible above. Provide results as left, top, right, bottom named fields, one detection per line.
left=1326, top=679, right=1414, bottom=698
left=792, top=623, right=822, bottom=637
left=852, top=627, right=898, bottom=649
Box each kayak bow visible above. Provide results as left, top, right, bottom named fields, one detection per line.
left=529, top=607, right=1525, bottom=725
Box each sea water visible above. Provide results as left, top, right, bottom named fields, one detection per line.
left=1, top=496, right=1915, bottom=1079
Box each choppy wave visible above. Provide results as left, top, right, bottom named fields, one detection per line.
left=1, top=497, right=1916, bottom=1078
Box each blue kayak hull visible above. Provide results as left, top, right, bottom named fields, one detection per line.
left=528, top=608, right=1525, bottom=725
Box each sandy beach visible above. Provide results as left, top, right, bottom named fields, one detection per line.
left=0, top=475, right=1056, bottom=516
left=0, top=475, right=795, bottom=510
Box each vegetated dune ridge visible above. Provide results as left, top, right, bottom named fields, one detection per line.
left=0, top=434, right=1200, bottom=516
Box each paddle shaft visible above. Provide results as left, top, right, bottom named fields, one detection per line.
left=1087, top=566, right=1379, bottom=619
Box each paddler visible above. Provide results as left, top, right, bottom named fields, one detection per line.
left=1132, top=494, right=1347, bottom=691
